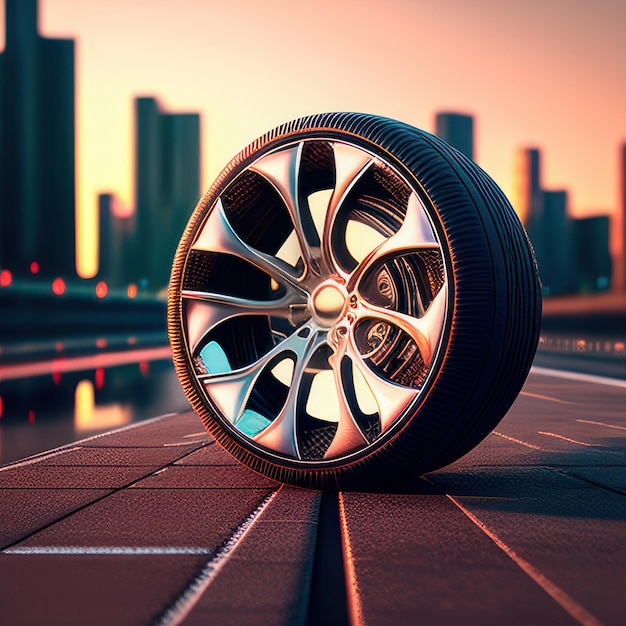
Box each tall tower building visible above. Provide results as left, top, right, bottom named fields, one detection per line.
left=516, top=147, right=544, bottom=270
left=435, top=112, right=474, bottom=160
left=0, top=0, right=76, bottom=279
left=98, top=193, right=133, bottom=288
left=132, top=97, right=200, bottom=291
left=614, top=143, right=626, bottom=292
left=573, top=216, right=612, bottom=293
left=540, top=190, right=576, bottom=294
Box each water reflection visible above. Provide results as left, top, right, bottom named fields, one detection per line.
left=0, top=359, right=189, bottom=465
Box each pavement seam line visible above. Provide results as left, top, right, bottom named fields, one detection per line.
left=0, top=412, right=177, bottom=471
left=530, top=366, right=626, bottom=389
left=0, top=443, right=206, bottom=552
left=492, top=431, right=546, bottom=451
left=577, top=419, right=626, bottom=432
left=537, top=431, right=598, bottom=447
left=520, top=391, right=573, bottom=404
left=548, top=467, right=626, bottom=498
left=447, top=495, right=604, bottom=626
left=338, top=492, right=364, bottom=626
left=155, top=486, right=282, bottom=626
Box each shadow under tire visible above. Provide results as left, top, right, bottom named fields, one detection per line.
left=168, top=112, right=541, bottom=490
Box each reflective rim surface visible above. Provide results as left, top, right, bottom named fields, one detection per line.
left=180, top=138, right=448, bottom=463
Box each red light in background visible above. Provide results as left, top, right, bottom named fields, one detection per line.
left=52, top=371, right=62, bottom=385
left=52, top=278, right=66, bottom=295
left=28, top=410, right=35, bottom=424
left=127, top=336, right=138, bottom=345
left=96, top=338, right=107, bottom=349
left=30, top=261, right=40, bottom=274
left=0, top=269, right=12, bottom=287
left=55, top=342, right=64, bottom=353
left=95, top=281, right=108, bottom=298
left=95, top=368, right=105, bottom=390
left=139, top=361, right=150, bottom=377
left=0, top=396, right=3, bottom=418
left=127, top=284, right=138, bottom=299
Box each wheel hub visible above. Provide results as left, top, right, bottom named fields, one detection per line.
left=310, top=282, right=348, bottom=327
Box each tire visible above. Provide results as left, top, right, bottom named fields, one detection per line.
left=167, top=113, right=541, bottom=490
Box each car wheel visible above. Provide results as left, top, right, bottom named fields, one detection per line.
left=168, top=112, right=541, bottom=489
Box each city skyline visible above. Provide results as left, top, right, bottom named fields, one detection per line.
left=0, top=0, right=623, bottom=277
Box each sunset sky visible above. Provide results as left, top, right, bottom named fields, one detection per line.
left=2, top=0, right=625, bottom=277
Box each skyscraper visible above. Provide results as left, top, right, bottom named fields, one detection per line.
left=539, top=190, right=577, bottom=295
left=572, top=216, right=612, bottom=293
left=435, top=112, right=474, bottom=160
left=0, top=0, right=76, bottom=279
left=614, top=143, right=626, bottom=292
left=98, top=193, right=133, bottom=288
left=132, top=97, right=200, bottom=290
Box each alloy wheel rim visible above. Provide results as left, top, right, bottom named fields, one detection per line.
left=180, top=137, right=449, bottom=463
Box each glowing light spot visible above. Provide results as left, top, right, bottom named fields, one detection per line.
left=127, top=337, right=138, bottom=345
left=139, top=361, right=150, bottom=377
left=55, top=342, right=64, bottom=353
left=95, top=281, right=108, bottom=298
left=74, top=380, right=131, bottom=432
left=0, top=396, right=3, bottom=418
left=52, top=371, right=62, bottom=385
left=0, top=269, right=12, bottom=287
left=96, top=338, right=107, bottom=349
left=95, top=368, right=105, bottom=390
left=52, top=278, right=66, bottom=295
left=28, top=410, right=35, bottom=424
left=30, top=261, right=40, bottom=274
left=127, top=284, right=137, bottom=298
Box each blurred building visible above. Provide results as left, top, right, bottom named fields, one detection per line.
left=613, top=143, right=626, bottom=292
left=0, top=0, right=76, bottom=280
left=572, top=216, right=612, bottom=293
left=131, top=97, right=201, bottom=291
left=97, top=193, right=134, bottom=289
left=435, top=112, right=474, bottom=160
left=515, top=147, right=543, bottom=228
left=539, top=190, right=577, bottom=295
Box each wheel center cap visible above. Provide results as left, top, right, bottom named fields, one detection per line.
left=311, top=282, right=347, bottom=326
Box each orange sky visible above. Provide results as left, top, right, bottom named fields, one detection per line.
left=2, top=0, right=625, bottom=277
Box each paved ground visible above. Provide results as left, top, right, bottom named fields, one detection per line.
left=1, top=366, right=625, bottom=625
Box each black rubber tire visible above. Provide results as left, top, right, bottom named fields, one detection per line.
left=168, top=112, right=541, bottom=490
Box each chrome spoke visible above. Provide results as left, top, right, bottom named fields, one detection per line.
left=324, top=343, right=368, bottom=458
left=192, top=199, right=306, bottom=295
left=358, top=282, right=447, bottom=367
left=199, top=324, right=321, bottom=430
left=250, top=144, right=319, bottom=277
left=352, top=192, right=439, bottom=287
left=253, top=331, right=328, bottom=458
left=184, top=290, right=304, bottom=354
left=345, top=334, right=419, bottom=432
left=322, top=142, right=375, bottom=275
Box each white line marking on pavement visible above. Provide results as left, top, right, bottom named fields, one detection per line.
left=156, top=487, right=281, bottom=626
left=492, top=431, right=546, bottom=451
left=0, top=412, right=177, bottom=472
left=520, top=391, right=573, bottom=404
left=577, top=419, right=626, bottom=432
left=537, top=432, right=597, bottom=447
left=338, top=492, right=364, bottom=626
left=448, top=495, right=604, bottom=626
left=0, top=447, right=81, bottom=472
left=531, top=366, right=626, bottom=389
left=182, top=432, right=207, bottom=438
left=3, top=546, right=212, bottom=555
